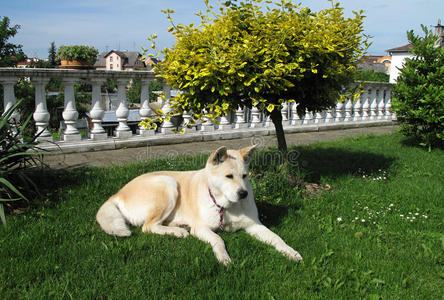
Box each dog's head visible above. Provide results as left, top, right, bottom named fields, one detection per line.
left=205, top=145, right=256, bottom=206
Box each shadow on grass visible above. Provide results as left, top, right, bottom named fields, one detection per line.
left=256, top=202, right=298, bottom=228
left=295, top=147, right=395, bottom=180
left=399, top=135, right=444, bottom=151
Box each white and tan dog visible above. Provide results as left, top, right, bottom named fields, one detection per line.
left=96, top=146, right=302, bottom=265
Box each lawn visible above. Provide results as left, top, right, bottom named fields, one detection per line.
left=1, top=133, right=443, bottom=299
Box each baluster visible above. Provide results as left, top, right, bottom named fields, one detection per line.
left=32, top=77, right=52, bottom=141
left=249, top=106, right=262, bottom=128
left=334, top=102, right=344, bottom=122
left=115, top=78, right=132, bottom=138
left=234, top=106, right=248, bottom=129
left=281, top=102, right=289, bottom=126
left=160, top=84, right=175, bottom=134
left=290, top=102, right=300, bottom=125
left=89, top=78, right=107, bottom=140
left=352, top=96, right=362, bottom=122
left=376, top=86, right=385, bottom=120
left=219, top=112, right=232, bottom=130
left=61, top=78, right=81, bottom=141
left=361, top=89, right=370, bottom=121
left=303, top=109, right=313, bottom=125
left=384, top=89, right=395, bottom=120
left=139, top=79, right=155, bottom=136
left=344, top=98, right=353, bottom=122
left=369, top=89, right=377, bottom=121
left=200, top=111, right=215, bottom=132
left=1, top=77, right=19, bottom=123
left=325, top=107, right=334, bottom=123
left=182, top=110, right=193, bottom=132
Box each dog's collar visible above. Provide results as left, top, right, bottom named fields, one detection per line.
left=208, top=187, right=224, bottom=230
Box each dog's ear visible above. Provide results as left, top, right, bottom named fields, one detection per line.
left=208, top=146, right=228, bottom=165
left=239, top=145, right=256, bottom=162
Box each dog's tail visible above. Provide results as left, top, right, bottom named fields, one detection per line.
left=96, top=197, right=131, bottom=237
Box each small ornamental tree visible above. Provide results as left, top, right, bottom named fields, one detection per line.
left=142, top=0, right=368, bottom=151
left=392, top=25, right=444, bottom=151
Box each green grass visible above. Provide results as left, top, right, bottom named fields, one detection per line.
left=1, top=133, right=443, bottom=299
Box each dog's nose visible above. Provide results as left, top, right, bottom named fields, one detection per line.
left=237, top=189, right=248, bottom=199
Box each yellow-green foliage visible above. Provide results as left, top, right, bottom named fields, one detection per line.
left=141, top=0, right=368, bottom=130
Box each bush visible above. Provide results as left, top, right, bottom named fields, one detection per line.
left=392, top=25, right=444, bottom=151
left=0, top=100, right=41, bottom=225
left=355, top=70, right=389, bottom=82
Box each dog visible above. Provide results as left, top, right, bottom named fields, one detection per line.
left=96, top=145, right=302, bottom=265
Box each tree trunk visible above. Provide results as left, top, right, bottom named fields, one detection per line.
left=270, top=109, right=287, bottom=152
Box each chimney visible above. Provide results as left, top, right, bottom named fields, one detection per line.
left=434, top=19, right=444, bottom=47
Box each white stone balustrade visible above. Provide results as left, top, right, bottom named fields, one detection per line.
left=0, top=69, right=395, bottom=153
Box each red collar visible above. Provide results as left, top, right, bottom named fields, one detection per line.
left=208, top=187, right=224, bottom=230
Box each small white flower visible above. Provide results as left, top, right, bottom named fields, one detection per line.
left=361, top=219, right=366, bottom=223
left=389, top=203, right=394, bottom=207
left=400, top=214, right=404, bottom=217
left=415, top=213, right=419, bottom=216
left=355, top=217, right=359, bottom=220
left=424, top=215, right=428, bottom=219
left=337, top=217, right=343, bottom=222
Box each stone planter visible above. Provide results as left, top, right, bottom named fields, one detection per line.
left=59, top=59, right=93, bottom=70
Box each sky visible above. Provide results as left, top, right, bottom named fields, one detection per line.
left=2, top=0, right=443, bottom=59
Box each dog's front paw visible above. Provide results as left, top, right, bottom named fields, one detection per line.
left=216, top=253, right=232, bottom=266
left=279, top=245, right=303, bottom=261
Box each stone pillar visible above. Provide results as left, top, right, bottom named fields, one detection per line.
left=200, top=111, right=215, bottom=132
left=343, top=98, right=353, bottom=122
left=369, top=89, right=377, bottom=121
left=290, top=102, right=300, bottom=125
left=32, top=77, right=52, bottom=141
left=90, top=78, right=107, bottom=140
left=61, top=78, right=81, bottom=142
left=182, top=110, right=193, bottom=133
left=234, top=107, right=248, bottom=129
left=160, top=84, right=175, bottom=134
left=384, top=89, right=395, bottom=120
left=281, top=102, right=289, bottom=126
left=1, top=77, right=19, bottom=123
left=139, top=79, right=155, bottom=136
left=361, top=89, right=370, bottom=121
left=302, top=109, right=313, bottom=125
left=325, top=107, right=334, bottom=123
left=219, top=112, right=232, bottom=130
left=352, top=96, right=362, bottom=122
left=376, top=87, right=385, bottom=120
left=115, top=78, right=132, bottom=138
left=334, top=102, right=344, bottom=122
left=249, top=106, right=262, bottom=128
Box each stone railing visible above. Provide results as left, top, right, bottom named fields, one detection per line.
left=0, top=68, right=395, bottom=153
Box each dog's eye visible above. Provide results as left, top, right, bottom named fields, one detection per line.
left=242, top=174, right=247, bottom=179
left=226, top=174, right=234, bottom=179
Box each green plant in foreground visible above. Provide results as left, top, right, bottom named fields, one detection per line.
left=56, top=45, right=99, bottom=65
left=392, top=25, right=444, bottom=151
left=0, top=100, right=41, bottom=225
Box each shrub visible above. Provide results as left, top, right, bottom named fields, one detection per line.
left=355, top=70, right=389, bottom=82
left=392, top=25, right=444, bottom=150
left=0, top=100, right=41, bottom=225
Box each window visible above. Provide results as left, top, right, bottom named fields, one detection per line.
left=110, top=64, right=113, bottom=70
left=110, top=56, right=113, bottom=62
